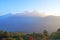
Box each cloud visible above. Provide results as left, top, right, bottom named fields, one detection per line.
left=2, top=11, right=60, bottom=17
left=15, top=11, right=49, bottom=17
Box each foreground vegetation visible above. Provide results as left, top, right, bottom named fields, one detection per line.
left=0, top=28, right=60, bottom=40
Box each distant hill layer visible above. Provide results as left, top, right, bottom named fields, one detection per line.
left=0, top=13, right=60, bottom=33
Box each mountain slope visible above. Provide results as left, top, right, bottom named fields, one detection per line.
left=0, top=13, right=60, bottom=33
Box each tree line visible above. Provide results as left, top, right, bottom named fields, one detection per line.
left=0, top=28, right=60, bottom=40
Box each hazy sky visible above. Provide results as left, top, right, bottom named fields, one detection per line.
left=0, top=0, right=60, bottom=16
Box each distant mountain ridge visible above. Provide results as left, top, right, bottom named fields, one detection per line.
left=0, top=12, right=60, bottom=33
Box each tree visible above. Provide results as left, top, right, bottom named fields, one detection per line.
left=50, top=28, right=60, bottom=39
left=50, top=32, right=60, bottom=39
left=43, top=30, right=49, bottom=37
left=32, top=32, right=38, bottom=38
left=18, top=37, right=24, bottom=40
left=7, top=32, right=13, bottom=37
left=7, top=37, right=16, bottom=40
left=3, top=31, right=8, bottom=38
left=0, top=30, right=4, bottom=40
left=57, top=28, right=60, bottom=33
left=0, top=30, right=3, bottom=35
left=37, top=33, right=44, bottom=40
left=42, top=30, right=49, bottom=40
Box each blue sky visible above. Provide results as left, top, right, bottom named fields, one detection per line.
left=0, top=0, right=60, bottom=16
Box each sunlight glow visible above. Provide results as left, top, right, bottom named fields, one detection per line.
left=47, top=12, right=60, bottom=16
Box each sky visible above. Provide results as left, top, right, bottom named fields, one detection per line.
left=0, top=0, right=60, bottom=16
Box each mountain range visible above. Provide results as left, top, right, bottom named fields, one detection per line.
left=0, top=12, right=60, bottom=33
